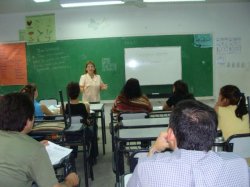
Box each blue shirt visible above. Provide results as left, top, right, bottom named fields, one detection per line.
left=127, top=149, right=249, bottom=187
left=34, top=100, right=44, bottom=118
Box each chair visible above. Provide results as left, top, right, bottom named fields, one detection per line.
left=225, top=133, right=250, bottom=158
left=120, top=173, right=133, bottom=187
left=65, top=94, right=95, bottom=183
left=129, top=149, right=148, bottom=172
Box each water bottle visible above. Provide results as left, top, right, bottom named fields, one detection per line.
left=212, top=130, right=225, bottom=152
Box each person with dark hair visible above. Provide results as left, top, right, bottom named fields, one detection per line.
left=214, top=85, right=249, bottom=140
left=0, top=93, right=79, bottom=187
left=79, top=60, right=107, bottom=103
left=163, top=80, right=194, bottom=111
left=63, top=81, right=97, bottom=166
left=128, top=100, right=249, bottom=187
left=20, top=83, right=55, bottom=118
left=112, top=78, right=152, bottom=113
left=65, top=81, right=90, bottom=119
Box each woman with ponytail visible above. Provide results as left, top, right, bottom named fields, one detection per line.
left=214, top=85, right=249, bottom=139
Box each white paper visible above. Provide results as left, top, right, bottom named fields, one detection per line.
left=153, top=106, right=163, bottom=111
left=45, top=141, right=72, bottom=165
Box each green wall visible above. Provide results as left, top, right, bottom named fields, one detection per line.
left=0, top=34, right=213, bottom=100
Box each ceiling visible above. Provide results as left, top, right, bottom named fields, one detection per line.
left=0, top=0, right=249, bottom=14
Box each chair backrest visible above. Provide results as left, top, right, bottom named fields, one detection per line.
left=40, top=99, right=58, bottom=106
left=118, top=112, right=149, bottom=122
left=59, top=90, right=70, bottom=129
left=225, top=133, right=250, bottom=158
left=71, top=116, right=83, bottom=124
left=121, top=173, right=133, bottom=187
left=129, top=149, right=148, bottom=172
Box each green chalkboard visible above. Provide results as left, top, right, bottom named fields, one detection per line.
left=0, top=34, right=213, bottom=100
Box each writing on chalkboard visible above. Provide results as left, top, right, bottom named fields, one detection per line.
left=102, top=58, right=117, bottom=72
left=31, top=46, right=70, bottom=72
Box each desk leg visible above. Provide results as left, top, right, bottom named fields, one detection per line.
left=101, top=109, right=106, bottom=144
left=101, top=109, right=106, bottom=155
left=83, top=129, right=89, bottom=187
left=115, top=141, right=125, bottom=183
left=115, top=139, right=120, bottom=183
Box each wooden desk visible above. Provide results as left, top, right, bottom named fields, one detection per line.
left=90, top=103, right=106, bottom=155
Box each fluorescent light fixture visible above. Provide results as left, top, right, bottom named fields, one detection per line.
left=60, top=0, right=124, bottom=7
left=144, top=0, right=205, bottom=2
left=33, top=0, right=51, bottom=2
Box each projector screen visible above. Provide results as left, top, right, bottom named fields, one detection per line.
left=125, top=46, right=182, bottom=86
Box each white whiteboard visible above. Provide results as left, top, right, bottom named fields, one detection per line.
left=124, top=47, right=182, bottom=86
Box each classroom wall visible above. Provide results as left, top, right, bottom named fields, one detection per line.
left=0, top=2, right=250, bottom=99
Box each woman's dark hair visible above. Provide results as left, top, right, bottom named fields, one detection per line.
left=20, top=83, right=37, bottom=100
left=220, top=85, right=248, bottom=119
left=85, top=60, right=97, bottom=74
left=0, top=93, right=34, bottom=132
left=121, top=78, right=142, bottom=99
left=173, top=80, right=190, bottom=96
left=67, top=82, right=80, bottom=100
left=169, top=99, right=218, bottom=151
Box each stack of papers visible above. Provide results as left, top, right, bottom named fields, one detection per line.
left=45, top=141, right=72, bottom=165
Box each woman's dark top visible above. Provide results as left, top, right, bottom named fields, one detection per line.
left=65, top=103, right=88, bottom=123
left=166, top=93, right=195, bottom=107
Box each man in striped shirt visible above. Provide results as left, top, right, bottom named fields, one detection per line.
left=128, top=100, right=249, bottom=187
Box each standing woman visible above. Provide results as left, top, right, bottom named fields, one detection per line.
left=79, top=61, right=108, bottom=103
left=214, top=85, right=249, bottom=140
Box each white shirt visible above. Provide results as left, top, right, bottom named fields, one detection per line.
left=79, top=74, right=103, bottom=102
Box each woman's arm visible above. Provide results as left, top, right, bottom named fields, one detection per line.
left=40, top=104, right=54, bottom=115
left=84, top=102, right=90, bottom=113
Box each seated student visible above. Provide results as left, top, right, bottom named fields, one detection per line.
left=163, top=80, right=194, bottom=111
left=64, top=82, right=97, bottom=164
left=128, top=100, right=249, bottom=187
left=112, top=78, right=152, bottom=150
left=64, top=81, right=90, bottom=121
left=0, top=93, right=79, bottom=187
left=112, top=78, right=152, bottom=114
left=20, top=83, right=56, bottom=118
left=214, top=85, right=249, bottom=140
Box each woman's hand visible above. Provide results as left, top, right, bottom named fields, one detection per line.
left=100, top=83, right=108, bottom=90
left=148, top=131, right=170, bottom=157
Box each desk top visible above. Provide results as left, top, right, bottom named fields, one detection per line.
left=90, top=103, right=104, bottom=111
left=121, top=117, right=169, bottom=127
left=117, top=127, right=167, bottom=140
